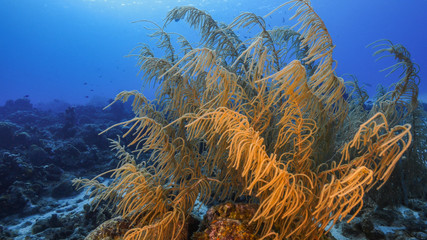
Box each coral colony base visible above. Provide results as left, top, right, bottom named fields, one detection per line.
left=72, top=0, right=422, bottom=239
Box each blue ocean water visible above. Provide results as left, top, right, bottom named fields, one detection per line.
left=1, top=0, right=426, bottom=106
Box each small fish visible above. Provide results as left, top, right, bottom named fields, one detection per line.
left=83, top=82, right=88, bottom=85
left=85, top=96, right=89, bottom=98
left=24, top=95, right=29, bottom=98
left=364, top=82, right=373, bottom=87
left=98, top=75, right=102, bottom=78
left=90, top=89, right=94, bottom=92
left=174, top=18, right=180, bottom=22
left=268, top=24, right=271, bottom=28
left=282, top=17, right=285, bottom=23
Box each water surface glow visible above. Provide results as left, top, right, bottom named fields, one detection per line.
left=1, top=0, right=426, bottom=105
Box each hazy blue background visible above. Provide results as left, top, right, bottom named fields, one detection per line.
left=1, top=0, right=426, bottom=106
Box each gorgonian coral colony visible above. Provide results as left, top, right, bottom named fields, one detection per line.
left=74, top=0, right=419, bottom=239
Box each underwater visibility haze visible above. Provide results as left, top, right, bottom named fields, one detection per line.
left=1, top=0, right=427, bottom=240
left=1, top=0, right=427, bottom=105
